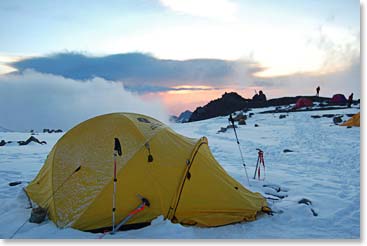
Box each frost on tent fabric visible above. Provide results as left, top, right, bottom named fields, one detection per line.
left=25, top=112, right=268, bottom=232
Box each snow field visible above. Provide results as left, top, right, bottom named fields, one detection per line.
left=0, top=107, right=360, bottom=238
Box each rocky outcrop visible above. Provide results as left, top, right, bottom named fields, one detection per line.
left=188, top=92, right=333, bottom=122
left=189, top=92, right=250, bottom=122
left=43, top=129, right=63, bottom=133
left=17, top=136, right=47, bottom=145
left=176, top=110, right=192, bottom=123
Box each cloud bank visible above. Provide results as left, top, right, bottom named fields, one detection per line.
left=5, top=52, right=360, bottom=116
left=10, top=52, right=259, bottom=93
left=0, top=70, right=168, bottom=131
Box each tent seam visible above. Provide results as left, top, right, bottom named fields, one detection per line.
left=168, top=137, right=207, bottom=220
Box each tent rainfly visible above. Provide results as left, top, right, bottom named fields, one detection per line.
left=25, top=113, right=268, bottom=231
left=341, top=112, right=360, bottom=127
left=295, top=97, right=313, bottom=109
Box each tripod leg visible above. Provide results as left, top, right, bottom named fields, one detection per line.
left=253, top=157, right=260, bottom=179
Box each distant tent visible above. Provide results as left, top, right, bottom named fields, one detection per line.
left=295, top=97, right=313, bottom=109
left=25, top=113, right=268, bottom=231
left=330, top=94, right=347, bottom=105
left=341, top=112, right=360, bottom=127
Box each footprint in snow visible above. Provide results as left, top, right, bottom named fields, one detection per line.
left=262, top=184, right=318, bottom=217
left=262, top=183, right=289, bottom=202
left=298, top=198, right=318, bottom=217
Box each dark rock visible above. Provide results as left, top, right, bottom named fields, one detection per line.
left=311, top=115, right=321, bottom=119
left=176, top=110, right=192, bottom=123
left=347, top=126, right=352, bottom=128
left=333, top=116, right=343, bottom=124
left=189, top=92, right=250, bottom=122
left=249, top=113, right=254, bottom=117
left=9, top=181, right=22, bottom=186
left=217, top=127, right=227, bottom=134
left=265, top=196, right=280, bottom=201
left=254, top=124, right=259, bottom=127
left=233, top=113, right=247, bottom=121
left=298, top=198, right=312, bottom=206
left=310, top=208, right=318, bottom=217
left=283, top=149, right=294, bottom=153
left=298, top=199, right=318, bottom=216
left=279, top=114, right=287, bottom=119
left=18, top=136, right=47, bottom=146
left=43, top=129, right=63, bottom=133
left=238, top=119, right=246, bottom=125
left=0, top=140, right=6, bottom=146
left=322, top=114, right=335, bottom=118
left=29, top=207, right=47, bottom=224
left=346, top=114, right=355, bottom=117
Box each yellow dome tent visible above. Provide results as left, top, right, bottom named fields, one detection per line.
left=341, top=112, right=360, bottom=127
left=25, top=113, right=267, bottom=231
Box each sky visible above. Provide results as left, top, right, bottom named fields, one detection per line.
left=0, top=0, right=361, bottom=127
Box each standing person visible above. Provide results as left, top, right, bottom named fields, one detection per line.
left=316, top=86, right=320, bottom=96
left=258, top=90, right=267, bottom=101
left=347, top=93, right=354, bottom=108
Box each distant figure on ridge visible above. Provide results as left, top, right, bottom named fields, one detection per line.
left=252, top=90, right=267, bottom=102
left=347, top=93, right=354, bottom=108
left=258, top=90, right=267, bottom=101
left=316, top=86, right=320, bottom=96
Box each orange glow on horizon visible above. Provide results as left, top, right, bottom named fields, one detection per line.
left=142, top=87, right=268, bottom=115
left=167, top=85, right=214, bottom=95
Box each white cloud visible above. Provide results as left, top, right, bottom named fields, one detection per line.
left=99, top=20, right=359, bottom=79
left=0, top=70, right=169, bottom=131
left=0, top=54, right=23, bottom=74
left=159, top=0, right=237, bottom=21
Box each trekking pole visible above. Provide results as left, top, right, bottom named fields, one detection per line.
left=112, top=138, right=122, bottom=233
left=228, top=114, right=250, bottom=186
left=111, top=194, right=150, bottom=234
left=99, top=195, right=150, bottom=238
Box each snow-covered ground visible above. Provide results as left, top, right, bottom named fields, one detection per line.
left=0, top=107, right=360, bottom=239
